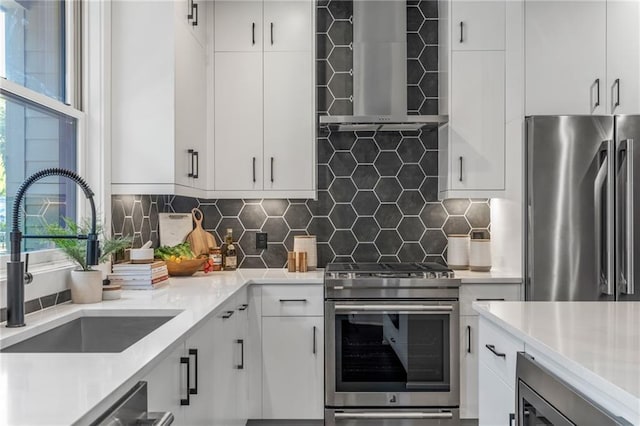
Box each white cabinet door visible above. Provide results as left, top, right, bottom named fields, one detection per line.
left=262, top=316, right=324, bottom=419
left=525, top=0, right=606, bottom=115
left=143, top=343, right=186, bottom=424
left=177, top=0, right=207, bottom=47
left=450, top=50, right=505, bottom=191
left=460, top=316, right=479, bottom=419
left=211, top=306, right=238, bottom=426
left=607, top=0, right=640, bottom=115
left=452, top=0, right=505, bottom=51
left=263, top=51, right=314, bottom=191
left=183, top=318, right=217, bottom=424
left=175, top=21, right=207, bottom=190
left=214, top=1, right=263, bottom=51
left=233, top=290, right=250, bottom=424
left=214, top=52, right=264, bottom=191
left=263, top=0, right=313, bottom=52
left=478, top=362, right=515, bottom=426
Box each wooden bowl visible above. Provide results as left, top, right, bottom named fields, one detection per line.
left=165, top=258, right=207, bottom=276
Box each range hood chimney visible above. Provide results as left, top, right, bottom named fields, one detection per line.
left=319, top=0, right=447, bottom=132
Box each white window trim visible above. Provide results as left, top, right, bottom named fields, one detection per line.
left=0, top=0, right=110, bottom=288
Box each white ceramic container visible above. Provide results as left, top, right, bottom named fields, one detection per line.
left=447, top=235, right=470, bottom=270
left=69, top=270, right=103, bottom=304
left=469, top=239, right=492, bottom=272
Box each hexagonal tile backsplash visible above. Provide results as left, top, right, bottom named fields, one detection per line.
left=111, top=0, right=490, bottom=268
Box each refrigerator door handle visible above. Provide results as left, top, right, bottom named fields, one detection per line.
left=595, top=140, right=616, bottom=296
left=619, top=139, right=635, bottom=295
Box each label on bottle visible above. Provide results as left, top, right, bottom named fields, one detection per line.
left=225, top=256, right=237, bottom=269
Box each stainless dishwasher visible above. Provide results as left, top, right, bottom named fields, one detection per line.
left=91, top=381, right=174, bottom=426
left=516, top=352, right=633, bottom=426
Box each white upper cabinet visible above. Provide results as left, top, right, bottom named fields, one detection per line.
left=214, top=52, right=264, bottom=191
left=214, top=1, right=263, bottom=51
left=607, top=0, right=640, bottom=114
left=525, top=0, right=607, bottom=115
left=263, top=51, right=314, bottom=191
left=452, top=0, right=505, bottom=51
left=450, top=51, right=505, bottom=191
left=263, top=0, right=313, bottom=51
left=179, top=0, right=207, bottom=47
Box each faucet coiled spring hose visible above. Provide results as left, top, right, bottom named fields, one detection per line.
left=10, top=168, right=97, bottom=262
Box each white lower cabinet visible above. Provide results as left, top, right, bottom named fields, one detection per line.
left=144, top=343, right=187, bottom=425
left=478, top=362, right=515, bottom=426
left=460, top=315, right=479, bottom=419
left=261, top=316, right=324, bottom=419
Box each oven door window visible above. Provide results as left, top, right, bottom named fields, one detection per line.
left=519, top=382, right=572, bottom=426
left=335, top=310, right=451, bottom=392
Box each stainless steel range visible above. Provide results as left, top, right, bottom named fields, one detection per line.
left=324, top=262, right=461, bottom=425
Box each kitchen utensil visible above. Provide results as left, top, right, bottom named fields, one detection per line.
left=297, top=252, right=308, bottom=273
left=165, top=257, right=207, bottom=276
left=469, top=239, right=491, bottom=272
left=287, top=252, right=297, bottom=272
left=159, top=213, right=193, bottom=246
left=447, top=234, right=470, bottom=270
left=186, top=208, right=217, bottom=256
left=293, top=235, right=317, bottom=270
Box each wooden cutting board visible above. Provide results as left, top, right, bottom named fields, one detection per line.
left=186, top=208, right=217, bottom=256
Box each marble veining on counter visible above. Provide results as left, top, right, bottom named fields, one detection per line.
left=474, top=301, right=640, bottom=423
left=0, top=269, right=323, bottom=426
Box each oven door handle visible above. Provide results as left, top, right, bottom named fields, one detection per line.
left=334, top=411, right=454, bottom=420
left=334, top=304, right=454, bottom=312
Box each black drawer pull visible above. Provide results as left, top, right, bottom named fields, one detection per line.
left=279, top=298, right=307, bottom=303
left=180, top=356, right=190, bottom=406
left=485, top=344, right=506, bottom=358
left=222, top=310, right=234, bottom=319
left=188, top=349, right=198, bottom=395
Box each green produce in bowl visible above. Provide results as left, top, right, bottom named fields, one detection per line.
left=154, top=242, right=196, bottom=261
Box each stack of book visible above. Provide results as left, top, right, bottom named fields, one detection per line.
left=108, top=260, right=169, bottom=290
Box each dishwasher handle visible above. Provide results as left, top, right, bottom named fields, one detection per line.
left=148, top=411, right=175, bottom=425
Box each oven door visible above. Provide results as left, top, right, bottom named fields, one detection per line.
left=325, top=408, right=459, bottom=426
left=325, top=300, right=459, bottom=407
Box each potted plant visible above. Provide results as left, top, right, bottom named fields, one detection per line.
left=47, top=218, right=132, bottom=304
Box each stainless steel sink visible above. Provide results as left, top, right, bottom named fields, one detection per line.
left=1, top=312, right=178, bottom=353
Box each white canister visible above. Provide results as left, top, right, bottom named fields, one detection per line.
left=293, top=235, right=317, bottom=271
left=447, top=235, right=470, bottom=270
left=469, top=239, right=492, bottom=272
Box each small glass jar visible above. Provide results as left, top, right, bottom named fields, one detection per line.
left=209, top=248, right=223, bottom=271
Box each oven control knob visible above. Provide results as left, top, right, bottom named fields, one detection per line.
left=388, top=394, right=398, bottom=404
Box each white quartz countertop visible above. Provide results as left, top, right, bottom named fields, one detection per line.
left=474, top=301, right=640, bottom=423
left=0, top=269, right=323, bottom=426
left=455, top=269, right=521, bottom=283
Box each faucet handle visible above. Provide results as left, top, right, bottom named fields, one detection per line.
left=24, top=253, right=33, bottom=285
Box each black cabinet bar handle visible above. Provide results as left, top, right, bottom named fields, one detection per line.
left=236, top=339, right=244, bottom=369
left=193, top=151, right=199, bottom=179
left=466, top=325, right=471, bottom=353
left=270, top=22, right=274, bottom=45
left=188, top=349, right=198, bottom=394
left=180, top=356, right=190, bottom=406
left=459, top=156, right=463, bottom=182
left=313, top=326, right=317, bottom=355
left=476, top=298, right=505, bottom=301
left=509, top=413, right=515, bottom=426
left=279, top=298, right=307, bottom=303
left=191, top=2, right=198, bottom=26
left=252, top=23, right=255, bottom=45
left=485, top=344, right=506, bottom=358
left=222, top=310, right=234, bottom=319
left=459, top=21, right=464, bottom=43
left=188, top=149, right=195, bottom=177
left=270, top=157, right=274, bottom=183
left=595, top=78, right=601, bottom=108
left=252, top=157, right=256, bottom=183
left=238, top=303, right=249, bottom=311
left=614, top=78, right=621, bottom=109
left=187, top=0, right=194, bottom=20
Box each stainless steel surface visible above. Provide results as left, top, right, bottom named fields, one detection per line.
left=317, top=0, right=448, bottom=131
left=333, top=303, right=454, bottom=312
left=325, top=408, right=459, bottom=426
left=516, top=352, right=632, bottom=425
left=525, top=116, right=616, bottom=301
left=325, top=299, right=459, bottom=408
left=91, top=381, right=175, bottom=426
left=1, top=315, right=175, bottom=353
left=615, top=116, right=640, bottom=301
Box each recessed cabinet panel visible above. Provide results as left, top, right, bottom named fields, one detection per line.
left=262, top=316, right=324, bottom=419
left=214, top=52, right=264, bottom=191
left=263, top=0, right=313, bottom=52
left=525, top=0, right=606, bottom=115
left=214, top=1, right=263, bottom=51
left=607, top=0, right=640, bottom=115
left=452, top=0, right=505, bottom=51
left=450, top=50, right=505, bottom=191
left=478, top=362, right=514, bottom=426
left=263, top=52, right=314, bottom=190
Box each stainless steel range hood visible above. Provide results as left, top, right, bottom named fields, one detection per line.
left=319, top=0, right=447, bottom=132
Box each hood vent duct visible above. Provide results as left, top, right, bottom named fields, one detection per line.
left=319, top=0, right=447, bottom=132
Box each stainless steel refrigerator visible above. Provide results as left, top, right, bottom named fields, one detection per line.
left=525, top=115, right=640, bottom=301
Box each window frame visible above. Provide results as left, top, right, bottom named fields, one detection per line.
left=0, top=0, right=90, bottom=276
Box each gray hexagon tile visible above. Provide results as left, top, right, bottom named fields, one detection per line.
left=352, top=191, right=379, bottom=216
left=352, top=216, right=380, bottom=242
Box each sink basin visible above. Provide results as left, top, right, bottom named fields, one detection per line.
left=1, top=312, right=178, bottom=353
